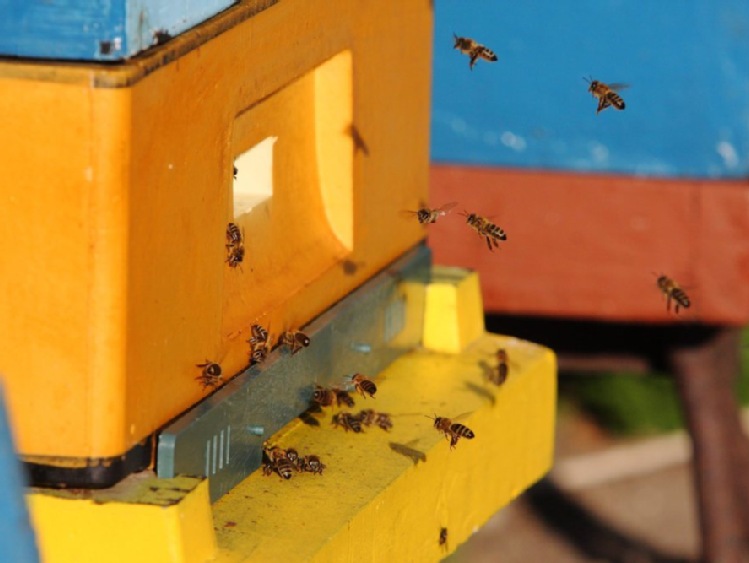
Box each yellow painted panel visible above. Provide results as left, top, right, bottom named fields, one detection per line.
left=423, top=268, right=485, bottom=353
left=28, top=477, right=216, bottom=563
left=211, top=334, right=557, bottom=562
left=0, top=0, right=432, bottom=459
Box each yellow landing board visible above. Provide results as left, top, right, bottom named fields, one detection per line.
left=212, top=334, right=556, bottom=562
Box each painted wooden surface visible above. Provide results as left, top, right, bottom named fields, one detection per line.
left=431, top=0, right=749, bottom=179
left=0, top=0, right=236, bottom=61
left=429, top=165, right=749, bottom=324
left=0, top=0, right=432, bottom=461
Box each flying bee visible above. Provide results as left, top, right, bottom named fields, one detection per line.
left=490, top=348, right=510, bottom=386
left=583, top=77, right=628, bottom=114
left=460, top=211, right=506, bottom=251
left=351, top=373, right=377, bottom=398
left=279, top=330, right=311, bottom=355
left=429, top=415, right=475, bottom=449
left=453, top=34, right=498, bottom=70
left=655, top=274, right=691, bottom=314
left=332, top=412, right=363, bottom=433
left=248, top=324, right=270, bottom=364
left=195, top=360, right=222, bottom=389
left=299, top=455, right=326, bottom=475
left=401, top=201, right=458, bottom=225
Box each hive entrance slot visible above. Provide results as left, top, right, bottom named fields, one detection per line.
left=232, top=136, right=277, bottom=217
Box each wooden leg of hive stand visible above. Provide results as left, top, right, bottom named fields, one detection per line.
left=667, top=326, right=749, bottom=563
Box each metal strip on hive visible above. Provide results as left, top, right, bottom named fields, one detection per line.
left=157, top=246, right=430, bottom=501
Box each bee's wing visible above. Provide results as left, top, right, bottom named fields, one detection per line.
left=436, top=201, right=459, bottom=214
left=399, top=209, right=420, bottom=219
left=608, top=83, right=630, bottom=92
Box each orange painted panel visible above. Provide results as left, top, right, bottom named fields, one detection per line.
left=429, top=165, right=749, bottom=324
left=0, top=0, right=432, bottom=459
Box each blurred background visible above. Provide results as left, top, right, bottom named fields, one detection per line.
left=428, top=1, right=749, bottom=561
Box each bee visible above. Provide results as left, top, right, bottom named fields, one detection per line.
left=358, top=409, right=377, bottom=427
left=429, top=415, right=475, bottom=449
left=195, top=360, right=222, bottom=389
left=583, top=77, right=627, bottom=114
left=332, top=412, right=363, bottom=433
left=226, top=244, right=245, bottom=268
left=262, top=445, right=294, bottom=480
left=226, top=222, right=243, bottom=248
left=351, top=373, right=377, bottom=398
left=655, top=274, right=691, bottom=314
left=313, top=385, right=336, bottom=408
left=453, top=34, right=498, bottom=70
left=279, top=330, right=311, bottom=355
left=439, top=527, right=449, bottom=550
left=233, top=165, right=238, bottom=179
left=374, top=412, right=393, bottom=431
left=402, top=201, right=458, bottom=225
left=460, top=211, right=506, bottom=251
left=334, top=388, right=355, bottom=408
left=285, top=448, right=301, bottom=471
left=248, top=324, right=270, bottom=364
left=152, top=29, right=172, bottom=46
left=299, top=455, right=326, bottom=475
left=490, top=348, right=510, bottom=386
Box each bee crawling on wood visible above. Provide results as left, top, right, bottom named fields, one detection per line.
left=358, top=409, right=393, bottom=431
left=262, top=444, right=295, bottom=480
left=279, top=330, right=311, bottom=355
left=248, top=324, right=270, bottom=364
left=195, top=360, right=222, bottom=389
left=401, top=201, right=458, bottom=225
left=428, top=414, right=475, bottom=449
left=225, top=222, right=246, bottom=268
left=453, top=34, right=498, bottom=70
left=332, top=412, right=364, bottom=433
left=654, top=273, right=691, bottom=314
left=583, top=76, right=628, bottom=114
left=460, top=210, right=506, bottom=252
left=312, top=385, right=354, bottom=409
left=350, top=373, right=377, bottom=398
left=299, top=455, right=326, bottom=475
left=439, top=527, right=449, bottom=550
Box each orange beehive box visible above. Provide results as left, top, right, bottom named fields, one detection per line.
left=0, top=0, right=432, bottom=485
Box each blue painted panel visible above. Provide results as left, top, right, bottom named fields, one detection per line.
left=0, top=0, right=235, bottom=61
left=431, top=1, right=749, bottom=178
left=0, top=385, right=39, bottom=563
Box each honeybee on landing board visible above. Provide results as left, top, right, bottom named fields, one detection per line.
left=332, top=412, right=364, bottom=433
left=429, top=414, right=475, bottom=449
left=460, top=211, right=506, bottom=251
left=453, top=34, right=498, bottom=70
left=584, top=77, right=628, bottom=114
left=655, top=274, right=691, bottom=314
left=195, top=360, right=222, bottom=389
left=262, top=445, right=294, bottom=480
left=279, top=330, right=311, bottom=355
left=299, top=455, right=326, bottom=475
left=401, top=201, right=458, bottom=225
